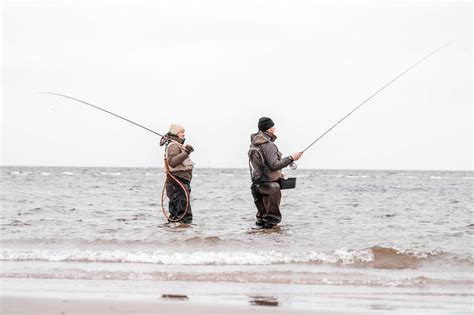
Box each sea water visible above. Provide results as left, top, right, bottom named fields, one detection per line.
left=1, top=166, right=473, bottom=312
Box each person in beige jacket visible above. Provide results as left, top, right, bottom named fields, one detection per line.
left=160, top=124, right=194, bottom=223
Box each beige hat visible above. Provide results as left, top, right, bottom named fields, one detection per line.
left=169, top=124, right=185, bottom=135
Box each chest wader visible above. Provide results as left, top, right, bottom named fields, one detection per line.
left=248, top=147, right=282, bottom=228
left=160, top=144, right=192, bottom=224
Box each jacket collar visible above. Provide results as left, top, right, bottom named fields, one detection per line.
left=263, top=131, right=277, bottom=142
left=167, top=133, right=185, bottom=144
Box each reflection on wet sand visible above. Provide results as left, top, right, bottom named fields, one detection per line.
left=161, top=294, right=189, bottom=301
left=249, top=295, right=279, bottom=307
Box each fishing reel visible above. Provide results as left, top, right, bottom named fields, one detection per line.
left=289, top=162, right=297, bottom=170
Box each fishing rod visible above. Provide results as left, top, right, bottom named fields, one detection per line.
left=39, top=92, right=185, bottom=148
left=39, top=92, right=165, bottom=137
left=301, top=43, right=451, bottom=153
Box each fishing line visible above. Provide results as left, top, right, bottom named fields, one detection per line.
left=301, top=43, right=451, bottom=153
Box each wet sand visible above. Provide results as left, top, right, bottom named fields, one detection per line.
left=3, top=277, right=472, bottom=314
left=2, top=295, right=368, bottom=315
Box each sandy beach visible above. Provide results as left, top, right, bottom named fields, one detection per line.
left=0, top=278, right=367, bottom=315
left=2, top=277, right=472, bottom=315
left=2, top=295, right=370, bottom=315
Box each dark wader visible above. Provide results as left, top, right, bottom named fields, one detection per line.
left=251, top=181, right=282, bottom=228
left=166, top=176, right=193, bottom=224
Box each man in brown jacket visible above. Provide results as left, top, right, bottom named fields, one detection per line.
left=160, top=124, right=194, bottom=224
left=248, top=117, right=303, bottom=228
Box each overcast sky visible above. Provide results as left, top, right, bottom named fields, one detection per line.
left=1, top=1, right=472, bottom=170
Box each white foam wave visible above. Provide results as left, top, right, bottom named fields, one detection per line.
left=100, top=172, right=121, bottom=176
left=61, top=172, right=74, bottom=176
left=337, top=175, right=369, bottom=179
left=322, top=175, right=370, bottom=178
left=10, top=171, right=32, bottom=175
left=41, top=172, right=51, bottom=176
left=0, top=248, right=375, bottom=266
left=145, top=172, right=164, bottom=176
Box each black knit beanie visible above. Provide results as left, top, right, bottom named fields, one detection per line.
left=258, top=117, right=275, bottom=131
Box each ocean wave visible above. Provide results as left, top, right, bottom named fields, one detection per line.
left=10, top=171, right=33, bottom=175
left=2, top=220, right=31, bottom=227
left=100, top=172, right=122, bottom=176
left=0, top=246, right=452, bottom=269
left=61, top=172, right=74, bottom=176
left=322, top=175, right=370, bottom=179
left=182, top=236, right=222, bottom=245
left=217, top=173, right=249, bottom=178
left=367, top=246, right=421, bottom=269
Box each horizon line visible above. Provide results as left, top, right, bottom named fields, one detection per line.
left=1, top=164, right=472, bottom=172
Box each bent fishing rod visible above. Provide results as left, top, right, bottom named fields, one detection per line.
left=39, top=92, right=183, bottom=147
left=301, top=43, right=451, bottom=153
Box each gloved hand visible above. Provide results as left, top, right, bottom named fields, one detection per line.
left=184, top=144, right=194, bottom=154
left=291, top=151, right=303, bottom=161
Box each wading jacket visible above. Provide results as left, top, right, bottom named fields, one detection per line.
left=165, top=134, right=194, bottom=182
left=249, top=131, right=293, bottom=183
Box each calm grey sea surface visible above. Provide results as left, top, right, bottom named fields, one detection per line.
left=1, top=167, right=473, bottom=312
